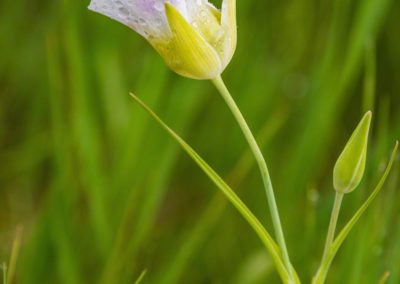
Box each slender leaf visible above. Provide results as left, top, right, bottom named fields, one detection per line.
left=7, top=226, right=23, bottom=284
left=128, top=93, right=291, bottom=282
left=2, top=262, right=7, bottom=284
left=134, top=270, right=147, bottom=284
left=378, top=271, right=390, bottom=284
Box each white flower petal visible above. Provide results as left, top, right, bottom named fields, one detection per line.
left=221, top=0, right=236, bottom=67
left=88, top=0, right=217, bottom=40
left=89, top=0, right=171, bottom=39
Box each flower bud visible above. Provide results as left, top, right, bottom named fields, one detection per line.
left=333, top=111, right=372, bottom=194
left=89, top=0, right=237, bottom=80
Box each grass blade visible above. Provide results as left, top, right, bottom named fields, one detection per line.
left=2, top=262, right=7, bottom=284
left=128, top=93, right=291, bottom=282
left=378, top=271, right=390, bottom=284
left=7, top=226, right=23, bottom=284
left=134, top=270, right=147, bottom=284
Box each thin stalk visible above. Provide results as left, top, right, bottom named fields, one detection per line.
left=377, top=271, right=390, bottom=284
left=134, top=270, right=147, bottom=284
left=2, top=262, right=7, bottom=284
left=313, top=192, right=344, bottom=284
left=211, top=76, right=294, bottom=282
left=7, top=226, right=23, bottom=284
left=362, top=38, right=376, bottom=113
left=322, top=193, right=344, bottom=261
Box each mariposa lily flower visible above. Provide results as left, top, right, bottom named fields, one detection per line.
left=88, top=0, right=236, bottom=80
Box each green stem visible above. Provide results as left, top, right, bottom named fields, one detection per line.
left=211, top=76, right=294, bottom=282
left=313, top=192, right=344, bottom=284
left=323, top=193, right=344, bottom=261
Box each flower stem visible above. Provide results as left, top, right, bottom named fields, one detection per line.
left=313, top=192, right=344, bottom=284
left=211, top=76, right=294, bottom=282
left=323, top=193, right=344, bottom=261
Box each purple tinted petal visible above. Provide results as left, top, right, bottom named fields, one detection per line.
left=88, top=0, right=217, bottom=40
left=89, top=0, right=171, bottom=39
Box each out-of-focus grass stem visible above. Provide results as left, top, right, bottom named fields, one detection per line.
left=134, top=269, right=147, bottom=284
left=378, top=271, right=390, bottom=284
left=7, top=226, right=23, bottom=284
left=45, top=33, right=83, bottom=284
left=2, top=262, right=7, bottom=284
left=102, top=83, right=207, bottom=283
left=363, top=38, right=376, bottom=112
left=211, top=76, right=295, bottom=282
left=391, top=216, right=400, bottom=283
left=63, top=0, right=111, bottom=252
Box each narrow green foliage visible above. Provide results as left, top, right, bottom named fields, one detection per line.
left=333, top=111, right=372, bottom=194
left=377, top=271, right=390, bottom=284
left=313, top=142, right=398, bottom=283
left=234, top=250, right=274, bottom=284
left=128, top=92, right=294, bottom=283
left=7, top=226, right=23, bottom=284
left=45, top=33, right=83, bottom=284
left=362, top=39, right=376, bottom=112
left=134, top=269, right=147, bottom=284
left=2, top=262, right=7, bottom=284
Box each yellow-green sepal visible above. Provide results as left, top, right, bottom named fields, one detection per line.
left=221, top=0, right=237, bottom=63
left=333, top=111, right=372, bottom=194
left=161, top=2, right=222, bottom=80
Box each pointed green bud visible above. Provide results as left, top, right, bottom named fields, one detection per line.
left=333, top=111, right=372, bottom=194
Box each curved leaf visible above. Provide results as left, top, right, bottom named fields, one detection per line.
left=129, top=92, right=292, bottom=283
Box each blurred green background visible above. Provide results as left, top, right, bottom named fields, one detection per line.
left=1, top=0, right=400, bottom=283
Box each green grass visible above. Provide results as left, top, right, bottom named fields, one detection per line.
left=0, top=0, right=399, bottom=283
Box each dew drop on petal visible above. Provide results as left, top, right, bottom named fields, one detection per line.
left=89, top=0, right=172, bottom=40
left=139, top=17, right=146, bottom=25
left=154, top=1, right=163, bottom=11
left=119, top=6, right=129, bottom=18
